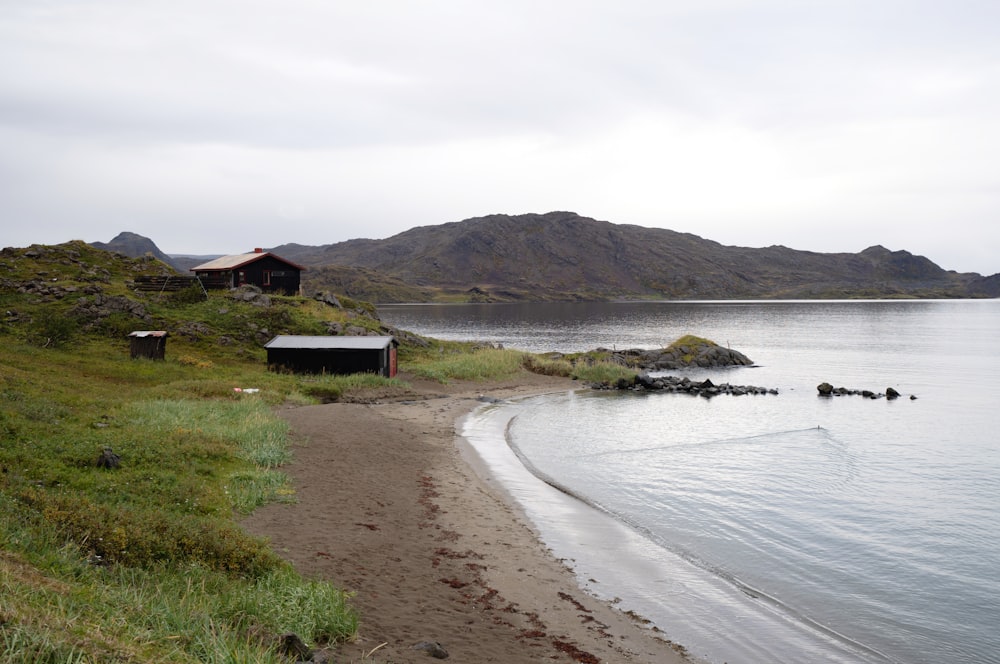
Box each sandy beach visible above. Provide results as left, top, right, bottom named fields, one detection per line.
left=242, top=372, right=694, bottom=663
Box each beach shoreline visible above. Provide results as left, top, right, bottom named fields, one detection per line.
left=242, top=371, right=695, bottom=663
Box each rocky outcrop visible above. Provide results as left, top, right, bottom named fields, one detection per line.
left=633, top=343, right=753, bottom=370
left=593, top=337, right=754, bottom=371
left=230, top=285, right=271, bottom=307
left=596, top=374, right=777, bottom=397
left=95, top=447, right=121, bottom=469
left=70, top=293, right=151, bottom=325
left=817, top=382, right=915, bottom=400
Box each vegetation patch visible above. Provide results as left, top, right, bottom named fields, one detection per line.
left=570, top=361, right=639, bottom=386
left=406, top=346, right=527, bottom=383
left=665, top=334, right=716, bottom=364
left=521, top=354, right=573, bottom=377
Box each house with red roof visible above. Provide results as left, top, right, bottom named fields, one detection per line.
left=191, top=248, right=305, bottom=294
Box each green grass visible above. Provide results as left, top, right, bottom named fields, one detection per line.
left=521, top=354, right=573, bottom=377
left=0, top=541, right=356, bottom=663
left=405, top=346, right=528, bottom=383
left=570, top=360, right=638, bottom=386
left=0, top=334, right=362, bottom=661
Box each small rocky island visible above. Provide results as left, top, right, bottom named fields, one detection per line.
left=582, top=335, right=776, bottom=396
left=594, top=334, right=755, bottom=371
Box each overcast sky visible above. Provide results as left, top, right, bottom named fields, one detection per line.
left=2, top=1, right=998, bottom=275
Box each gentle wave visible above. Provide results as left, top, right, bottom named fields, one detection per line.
left=502, top=411, right=897, bottom=663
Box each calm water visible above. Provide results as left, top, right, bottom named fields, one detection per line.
left=381, top=301, right=1000, bottom=664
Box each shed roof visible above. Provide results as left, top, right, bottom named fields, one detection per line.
left=129, top=330, right=168, bottom=338
left=190, top=251, right=306, bottom=272
left=264, top=335, right=397, bottom=350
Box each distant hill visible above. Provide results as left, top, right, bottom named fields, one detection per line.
left=86, top=214, right=998, bottom=302
left=270, top=211, right=997, bottom=301
left=90, top=232, right=182, bottom=271
left=168, top=254, right=224, bottom=273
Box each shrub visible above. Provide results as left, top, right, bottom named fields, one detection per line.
left=25, top=311, right=76, bottom=348
left=167, top=284, right=208, bottom=305
left=93, top=311, right=137, bottom=339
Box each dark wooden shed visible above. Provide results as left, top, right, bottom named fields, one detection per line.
left=264, top=335, right=399, bottom=377
left=129, top=330, right=168, bottom=360
left=191, top=249, right=305, bottom=294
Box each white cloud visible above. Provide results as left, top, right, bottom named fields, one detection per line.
left=1, top=0, right=998, bottom=274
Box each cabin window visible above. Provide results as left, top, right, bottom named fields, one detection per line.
left=238, top=270, right=246, bottom=285
left=263, top=270, right=272, bottom=286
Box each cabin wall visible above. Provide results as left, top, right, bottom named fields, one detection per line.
left=266, top=348, right=389, bottom=376
left=130, top=336, right=166, bottom=360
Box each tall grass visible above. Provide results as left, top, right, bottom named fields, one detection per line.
left=0, top=544, right=357, bottom=663
left=0, top=626, right=89, bottom=664
left=125, top=398, right=292, bottom=469
left=296, top=373, right=409, bottom=403
left=521, top=354, right=573, bottom=377
left=123, top=398, right=295, bottom=518
left=226, top=470, right=295, bottom=515
left=570, top=360, right=638, bottom=385
left=406, top=347, right=527, bottom=383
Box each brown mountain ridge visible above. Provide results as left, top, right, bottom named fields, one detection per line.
left=269, top=211, right=996, bottom=301
left=91, top=212, right=997, bottom=302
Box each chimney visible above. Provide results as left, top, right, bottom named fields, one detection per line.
left=254, top=248, right=264, bottom=253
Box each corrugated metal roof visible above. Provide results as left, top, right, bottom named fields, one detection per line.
left=264, top=335, right=396, bottom=350
left=190, top=251, right=306, bottom=271
left=128, top=330, right=168, bottom=338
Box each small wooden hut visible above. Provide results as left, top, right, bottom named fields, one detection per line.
left=264, top=335, right=398, bottom=377
left=129, top=330, right=168, bottom=360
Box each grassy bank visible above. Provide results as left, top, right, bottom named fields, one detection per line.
left=0, top=336, right=369, bottom=662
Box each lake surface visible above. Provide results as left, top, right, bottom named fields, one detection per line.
left=380, top=300, right=1000, bottom=664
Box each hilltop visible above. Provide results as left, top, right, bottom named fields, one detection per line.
left=90, top=231, right=184, bottom=271
left=271, top=211, right=996, bottom=301
left=85, top=212, right=999, bottom=302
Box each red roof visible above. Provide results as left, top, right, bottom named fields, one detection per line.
left=190, top=251, right=306, bottom=272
